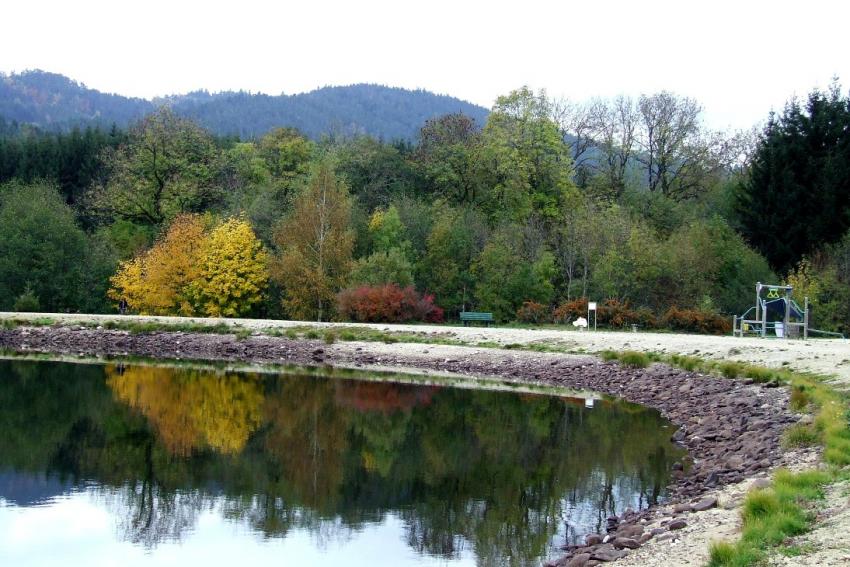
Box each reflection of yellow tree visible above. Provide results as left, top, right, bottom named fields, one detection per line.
left=106, top=365, right=264, bottom=455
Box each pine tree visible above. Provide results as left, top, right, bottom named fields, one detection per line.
left=736, top=83, right=850, bottom=272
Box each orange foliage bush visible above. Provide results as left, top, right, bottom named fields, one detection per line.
left=516, top=301, right=550, bottom=324
left=596, top=299, right=641, bottom=328
left=336, top=284, right=444, bottom=323
left=553, top=298, right=588, bottom=323
left=661, top=307, right=732, bottom=335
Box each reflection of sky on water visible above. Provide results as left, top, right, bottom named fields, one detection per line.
left=0, top=491, right=474, bottom=567
left=0, top=467, right=648, bottom=566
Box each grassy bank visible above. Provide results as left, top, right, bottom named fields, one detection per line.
left=572, top=349, right=850, bottom=566
left=706, top=371, right=849, bottom=567
left=598, top=351, right=847, bottom=564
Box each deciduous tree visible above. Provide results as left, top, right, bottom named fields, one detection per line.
left=272, top=162, right=354, bottom=321
left=92, top=108, right=222, bottom=225
left=478, top=87, right=574, bottom=220
left=0, top=180, right=101, bottom=311
left=187, top=217, right=269, bottom=317
left=108, top=214, right=206, bottom=315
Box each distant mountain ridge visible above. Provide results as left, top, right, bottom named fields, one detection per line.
left=0, top=70, right=489, bottom=140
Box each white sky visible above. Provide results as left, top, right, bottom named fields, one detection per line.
left=2, top=0, right=848, bottom=130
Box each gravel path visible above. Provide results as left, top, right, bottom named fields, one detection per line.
left=2, top=312, right=849, bottom=385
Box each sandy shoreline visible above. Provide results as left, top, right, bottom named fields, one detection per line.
left=3, top=312, right=847, bottom=386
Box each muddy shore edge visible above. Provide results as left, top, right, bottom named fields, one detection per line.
left=0, top=325, right=800, bottom=565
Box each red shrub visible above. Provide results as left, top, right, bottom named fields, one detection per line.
left=597, top=299, right=641, bottom=328
left=516, top=301, right=550, bottom=324
left=337, top=284, right=444, bottom=323
left=553, top=298, right=588, bottom=324
left=661, top=307, right=731, bottom=335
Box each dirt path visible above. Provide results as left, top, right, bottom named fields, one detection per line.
left=3, top=312, right=849, bottom=385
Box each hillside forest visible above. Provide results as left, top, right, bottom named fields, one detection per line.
left=1, top=83, right=849, bottom=334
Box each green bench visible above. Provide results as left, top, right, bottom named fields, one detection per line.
left=460, top=312, right=494, bottom=327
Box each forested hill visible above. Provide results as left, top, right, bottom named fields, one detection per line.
left=0, top=70, right=489, bottom=140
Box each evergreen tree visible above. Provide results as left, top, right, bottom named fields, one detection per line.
left=736, top=83, right=850, bottom=272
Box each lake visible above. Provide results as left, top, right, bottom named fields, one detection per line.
left=0, top=358, right=683, bottom=566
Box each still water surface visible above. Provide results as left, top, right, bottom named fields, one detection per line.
left=0, top=359, right=683, bottom=566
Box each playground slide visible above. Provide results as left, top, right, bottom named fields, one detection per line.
left=762, top=298, right=804, bottom=320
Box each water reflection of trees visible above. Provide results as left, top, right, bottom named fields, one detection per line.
left=107, top=365, right=264, bottom=455
left=0, top=360, right=682, bottom=565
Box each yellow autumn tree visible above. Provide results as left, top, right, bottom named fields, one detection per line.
left=187, top=217, right=269, bottom=317
left=272, top=162, right=354, bottom=321
left=108, top=214, right=206, bottom=315
left=109, top=214, right=270, bottom=317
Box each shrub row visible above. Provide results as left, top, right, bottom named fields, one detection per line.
left=517, top=298, right=732, bottom=335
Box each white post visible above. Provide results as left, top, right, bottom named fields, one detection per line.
left=804, top=297, right=809, bottom=340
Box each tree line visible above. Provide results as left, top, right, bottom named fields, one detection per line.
left=1, top=83, right=848, bottom=332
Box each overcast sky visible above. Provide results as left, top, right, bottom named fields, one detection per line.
left=3, top=0, right=848, bottom=130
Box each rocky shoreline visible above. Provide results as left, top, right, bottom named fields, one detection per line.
left=0, top=325, right=799, bottom=565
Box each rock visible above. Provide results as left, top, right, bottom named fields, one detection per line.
left=585, top=534, right=602, bottom=546
left=639, top=533, right=653, bottom=544
left=566, top=553, right=592, bottom=567
left=692, top=497, right=718, bottom=512
left=616, top=524, right=643, bottom=538
left=668, top=519, right=687, bottom=530
left=612, top=537, right=640, bottom=549
left=725, top=455, right=745, bottom=470
left=590, top=547, right=628, bottom=562
left=673, top=503, right=691, bottom=514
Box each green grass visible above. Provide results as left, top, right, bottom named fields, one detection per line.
left=618, top=351, right=650, bottom=368
left=719, top=361, right=743, bottom=378
left=708, top=368, right=848, bottom=566
left=598, top=350, right=652, bottom=368
left=669, top=354, right=702, bottom=371
left=1, top=317, right=55, bottom=329
left=599, top=350, right=619, bottom=362
left=782, top=423, right=821, bottom=448
left=323, top=330, right=337, bottom=344
left=99, top=320, right=232, bottom=335
left=789, top=385, right=812, bottom=411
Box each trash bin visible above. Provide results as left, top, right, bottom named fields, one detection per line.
left=775, top=322, right=785, bottom=338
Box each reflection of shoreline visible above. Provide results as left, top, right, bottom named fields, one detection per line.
left=0, top=470, right=74, bottom=507
left=333, top=380, right=439, bottom=414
